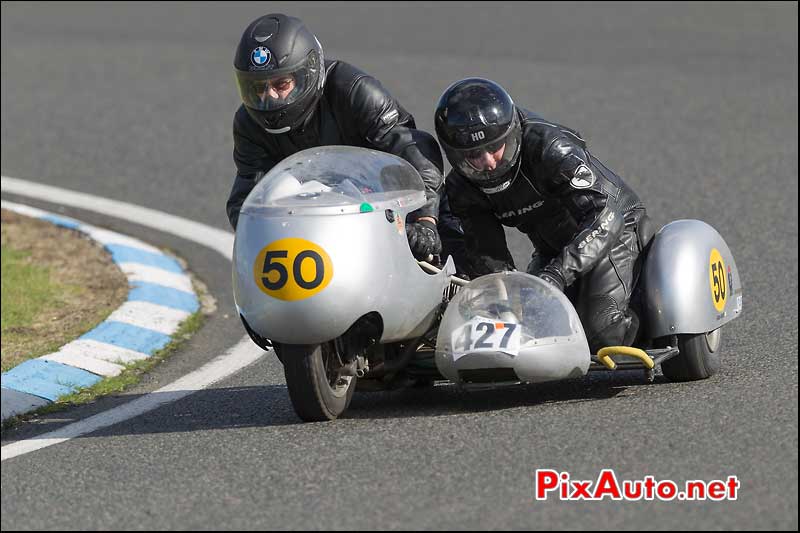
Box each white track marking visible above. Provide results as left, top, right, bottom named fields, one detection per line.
left=0, top=202, right=53, bottom=219
left=105, top=301, right=191, bottom=335
left=119, top=263, right=194, bottom=293
left=1, top=176, right=267, bottom=461
left=57, top=340, right=152, bottom=365
left=41, top=353, right=126, bottom=378
left=81, top=227, right=163, bottom=254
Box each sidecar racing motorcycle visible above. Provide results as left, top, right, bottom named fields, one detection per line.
left=233, top=146, right=742, bottom=422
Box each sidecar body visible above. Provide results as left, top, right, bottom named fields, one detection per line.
left=435, top=272, right=591, bottom=387
left=233, top=146, right=452, bottom=345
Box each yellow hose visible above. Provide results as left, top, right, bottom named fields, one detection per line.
left=596, top=346, right=655, bottom=370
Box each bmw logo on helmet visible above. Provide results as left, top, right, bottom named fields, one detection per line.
left=250, top=46, right=272, bottom=68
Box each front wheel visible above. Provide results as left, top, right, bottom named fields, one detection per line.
left=661, top=328, right=722, bottom=381
left=279, top=342, right=356, bottom=422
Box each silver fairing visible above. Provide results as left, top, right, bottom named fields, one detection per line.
left=233, top=146, right=451, bottom=345
left=642, top=219, right=743, bottom=337
left=436, top=272, right=591, bottom=386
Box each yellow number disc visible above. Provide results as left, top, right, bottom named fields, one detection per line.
left=709, top=248, right=727, bottom=312
left=253, top=238, right=333, bottom=301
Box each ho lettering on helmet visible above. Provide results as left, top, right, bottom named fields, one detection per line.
left=471, top=131, right=486, bottom=142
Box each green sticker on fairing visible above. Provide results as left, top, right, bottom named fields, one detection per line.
left=359, top=202, right=374, bottom=213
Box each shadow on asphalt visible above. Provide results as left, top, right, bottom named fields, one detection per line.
left=5, top=370, right=673, bottom=441
left=347, top=371, right=671, bottom=421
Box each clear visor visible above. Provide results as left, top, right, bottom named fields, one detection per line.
left=235, top=52, right=319, bottom=111
left=463, top=139, right=510, bottom=171
left=445, top=121, right=521, bottom=185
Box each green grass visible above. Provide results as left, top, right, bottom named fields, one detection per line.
left=1, top=245, right=64, bottom=331
left=1, top=244, right=99, bottom=372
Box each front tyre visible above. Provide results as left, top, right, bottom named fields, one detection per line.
left=280, top=342, right=356, bottom=422
left=661, top=328, right=722, bottom=381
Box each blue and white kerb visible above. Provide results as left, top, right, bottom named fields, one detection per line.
left=0, top=202, right=200, bottom=422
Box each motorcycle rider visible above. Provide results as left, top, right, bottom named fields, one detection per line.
left=434, top=78, right=653, bottom=352
left=227, top=13, right=447, bottom=260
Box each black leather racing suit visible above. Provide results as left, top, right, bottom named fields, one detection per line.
left=445, top=108, right=653, bottom=351
left=226, top=59, right=443, bottom=229
left=437, top=191, right=469, bottom=276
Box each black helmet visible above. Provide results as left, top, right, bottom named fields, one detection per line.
left=234, top=14, right=325, bottom=134
left=434, top=78, right=522, bottom=189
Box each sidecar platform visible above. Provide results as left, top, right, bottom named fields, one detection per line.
left=588, top=346, right=680, bottom=381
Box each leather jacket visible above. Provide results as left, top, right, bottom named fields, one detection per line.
left=446, top=107, right=647, bottom=285
left=226, top=59, right=443, bottom=229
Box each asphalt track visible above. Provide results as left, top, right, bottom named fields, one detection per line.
left=1, top=2, right=797, bottom=530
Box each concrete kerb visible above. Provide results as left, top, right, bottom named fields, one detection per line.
left=1, top=200, right=201, bottom=422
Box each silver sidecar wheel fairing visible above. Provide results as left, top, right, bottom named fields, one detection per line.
left=643, top=219, right=743, bottom=338
left=436, top=272, right=591, bottom=385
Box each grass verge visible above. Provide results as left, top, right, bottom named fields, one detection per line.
left=1, top=246, right=61, bottom=330
left=1, top=210, right=128, bottom=372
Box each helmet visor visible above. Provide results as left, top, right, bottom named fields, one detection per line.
left=235, top=51, right=320, bottom=112
left=443, top=118, right=521, bottom=186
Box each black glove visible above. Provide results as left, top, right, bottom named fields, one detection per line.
left=406, top=219, right=442, bottom=260
left=538, top=268, right=565, bottom=292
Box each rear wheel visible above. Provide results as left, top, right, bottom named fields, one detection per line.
left=661, top=328, right=722, bottom=381
left=280, top=342, right=356, bottom=421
